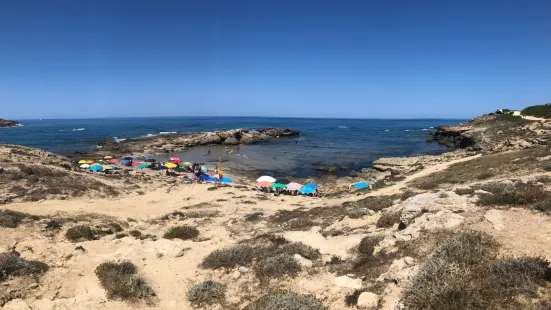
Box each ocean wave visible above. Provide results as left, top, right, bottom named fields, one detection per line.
left=145, top=133, right=157, bottom=137
left=72, top=128, right=85, bottom=131
left=422, top=129, right=429, bottom=131
left=384, top=130, right=389, bottom=132
left=113, top=137, right=126, bottom=143
left=159, top=131, right=177, bottom=135
left=430, top=126, right=434, bottom=129
left=338, top=126, right=348, bottom=129
left=405, top=129, right=409, bottom=132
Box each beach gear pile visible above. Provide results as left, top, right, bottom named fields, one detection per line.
left=255, top=176, right=320, bottom=195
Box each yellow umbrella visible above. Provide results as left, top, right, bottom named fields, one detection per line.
left=104, top=156, right=113, bottom=159
left=78, top=160, right=87, bottom=164
left=102, top=165, right=113, bottom=170
left=165, top=162, right=177, bottom=168
left=86, top=160, right=94, bottom=164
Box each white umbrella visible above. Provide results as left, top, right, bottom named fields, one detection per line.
left=80, top=164, right=90, bottom=169
left=256, top=176, right=276, bottom=183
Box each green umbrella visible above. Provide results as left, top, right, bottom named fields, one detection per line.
left=183, top=162, right=193, bottom=166
left=136, top=163, right=148, bottom=169
left=271, top=183, right=287, bottom=189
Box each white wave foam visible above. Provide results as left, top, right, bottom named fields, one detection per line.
left=113, top=137, right=126, bottom=143
left=430, top=127, right=434, bottom=129
left=72, top=128, right=85, bottom=131
left=160, top=131, right=177, bottom=135
left=338, top=126, right=348, bottom=129
left=422, top=129, right=429, bottom=131
left=405, top=129, right=409, bottom=131
left=384, top=130, right=389, bottom=132
left=145, top=133, right=157, bottom=137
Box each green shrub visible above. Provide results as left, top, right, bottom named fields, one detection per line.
left=163, top=225, right=199, bottom=240
left=358, top=235, right=384, bottom=256
left=245, top=291, right=325, bottom=310
left=277, top=242, right=321, bottom=260
left=455, top=187, right=474, bottom=196
left=0, top=252, right=49, bottom=281
left=287, top=217, right=315, bottom=230
left=522, top=104, right=551, bottom=119
left=376, top=211, right=401, bottom=228
left=401, top=190, right=416, bottom=201
left=532, top=197, right=551, bottom=212
left=254, top=254, right=301, bottom=280
left=477, top=182, right=548, bottom=206
left=95, top=261, right=155, bottom=300
left=187, top=280, right=225, bottom=306
left=0, top=209, right=38, bottom=228
left=128, top=230, right=142, bottom=238
left=108, top=222, right=123, bottom=233
left=66, top=225, right=95, bottom=242
left=201, top=245, right=255, bottom=269
left=44, top=219, right=62, bottom=230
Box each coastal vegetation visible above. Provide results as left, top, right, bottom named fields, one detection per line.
left=522, top=103, right=551, bottom=119
left=95, top=261, right=155, bottom=301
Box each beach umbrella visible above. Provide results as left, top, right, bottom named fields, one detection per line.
left=136, top=163, right=148, bottom=169
left=170, top=156, right=180, bottom=161
left=256, top=181, right=273, bottom=187
left=86, top=160, right=94, bottom=164
left=201, top=166, right=208, bottom=173
left=156, top=166, right=169, bottom=170
left=109, top=159, right=119, bottom=163
left=78, top=160, right=87, bottom=164
left=183, top=162, right=193, bottom=167
left=79, top=164, right=90, bottom=169
left=287, top=182, right=303, bottom=191
left=272, top=183, right=287, bottom=189
left=165, top=162, right=177, bottom=168
left=102, top=165, right=113, bottom=170
left=257, top=176, right=276, bottom=183
left=172, top=159, right=182, bottom=164
left=91, top=163, right=102, bottom=167
left=205, top=177, right=216, bottom=183
left=120, top=159, right=131, bottom=166
left=90, top=165, right=103, bottom=172
left=353, top=182, right=369, bottom=189
left=299, top=187, right=316, bottom=194
left=174, top=168, right=188, bottom=173
left=220, top=177, right=232, bottom=183
left=104, top=156, right=113, bottom=159
left=303, top=183, right=318, bottom=189
left=145, top=158, right=156, bottom=163
left=132, top=162, right=143, bottom=167
left=200, top=175, right=209, bottom=181
left=275, top=178, right=291, bottom=185
left=122, top=156, right=133, bottom=161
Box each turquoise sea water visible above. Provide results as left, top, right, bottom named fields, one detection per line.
left=0, top=117, right=464, bottom=177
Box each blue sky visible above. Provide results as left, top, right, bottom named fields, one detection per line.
left=1, top=0, right=550, bottom=119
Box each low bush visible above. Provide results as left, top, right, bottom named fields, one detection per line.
left=163, top=225, right=199, bottom=240
left=128, top=230, right=142, bottom=238
left=354, top=196, right=394, bottom=211
left=187, top=280, right=225, bottom=306
left=201, top=245, right=255, bottom=269
left=108, top=222, right=123, bottom=233
left=477, top=182, right=548, bottom=206
left=358, top=235, right=384, bottom=256
left=65, top=225, right=95, bottom=242
left=254, top=254, right=301, bottom=280
left=522, top=104, right=551, bottom=119
left=489, top=257, right=550, bottom=296
left=376, top=211, right=401, bottom=228
left=287, top=217, right=315, bottom=230
left=95, top=261, right=155, bottom=300
left=44, top=218, right=63, bottom=230
left=245, top=290, right=325, bottom=310
left=532, top=197, right=551, bottom=212
left=455, top=187, right=474, bottom=195
left=245, top=212, right=264, bottom=222
left=0, top=209, right=38, bottom=228
left=401, top=190, right=416, bottom=201
left=277, top=242, right=321, bottom=260
left=0, top=252, right=49, bottom=281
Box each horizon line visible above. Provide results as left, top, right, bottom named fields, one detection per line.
left=12, top=115, right=470, bottom=121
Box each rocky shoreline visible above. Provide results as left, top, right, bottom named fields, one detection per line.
left=87, top=127, right=300, bottom=157
left=0, top=118, right=20, bottom=128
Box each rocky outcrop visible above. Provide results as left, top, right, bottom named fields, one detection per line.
left=373, top=152, right=470, bottom=175
left=430, top=126, right=476, bottom=149
left=90, top=128, right=299, bottom=156
left=0, top=118, right=20, bottom=128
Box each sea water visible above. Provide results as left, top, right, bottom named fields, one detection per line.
left=0, top=117, right=464, bottom=177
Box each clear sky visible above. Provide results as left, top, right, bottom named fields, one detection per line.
left=1, top=0, right=550, bottom=119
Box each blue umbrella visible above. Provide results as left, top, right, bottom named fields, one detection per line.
left=205, top=177, right=216, bottom=183
left=120, top=159, right=131, bottom=166
left=90, top=165, right=104, bottom=172
left=353, top=182, right=369, bottom=189
left=201, top=166, right=208, bottom=173
left=303, top=183, right=318, bottom=189
left=220, top=177, right=232, bottom=183
left=299, top=187, right=316, bottom=194
left=122, top=156, right=133, bottom=160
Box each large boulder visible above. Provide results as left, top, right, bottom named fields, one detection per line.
left=224, top=137, right=239, bottom=145
left=239, top=133, right=256, bottom=144
left=0, top=118, right=20, bottom=128
left=199, top=132, right=221, bottom=145
left=357, top=292, right=379, bottom=309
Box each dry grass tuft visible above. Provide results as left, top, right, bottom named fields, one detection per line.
left=245, top=290, right=326, bottom=310
left=0, top=252, right=49, bottom=281
left=201, top=245, right=255, bottom=269
left=65, top=225, right=95, bottom=242
left=376, top=211, right=402, bottom=228
left=187, top=280, right=225, bottom=306
left=95, top=261, right=155, bottom=301
left=163, top=225, right=199, bottom=240
left=253, top=253, right=301, bottom=280
left=477, top=182, right=549, bottom=207
left=0, top=209, right=39, bottom=228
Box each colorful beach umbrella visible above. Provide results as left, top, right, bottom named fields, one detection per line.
left=287, top=182, right=302, bottom=191
left=104, top=156, right=113, bottom=159
left=220, top=177, right=232, bottom=183
left=78, top=160, right=87, bottom=164
left=131, top=162, right=143, bottom=167
left=183, top=162, right=193, bottom=167
left=272, top=183, right=287, bottom=189
left=136, top=163, right=148, bottom=169
left=256, top=181, right=273, bottom=187
left=156, top=166, right=168, bottom=170
left=102, top=165, right=113, bottom=170
left=353, top=182, right=369, bottom=189
left=90, top=165, right=103, bottom=172
left=303, top=183, right=318, bottom=189
left=257, top=176, right=276, bottom=183
left=79, top=164, right=90, bottom=169
left=165, top=163, right=177, bottom=168
left=170, top=156, right=180, bottom=161
left=122, top=156, right=133, bottom=161
left=109, top=159, right=119, bottom=163
left=299, top=187, right=316, bottom=194
left=86, top=160, right=94, bottom=164
left=120, top=159, right=131, bottom=166
left=275, top=178, right=291, bottom=185
left=91, top=163, right=102, bottom=167
left=172, top=159, right=182, bottom=164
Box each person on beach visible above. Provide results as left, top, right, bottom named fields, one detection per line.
left=207, top=149, right=212, bottom=156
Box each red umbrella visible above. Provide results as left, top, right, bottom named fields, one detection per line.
left=109, top=159, right=119, bottom=163
left=132, top=162, right=143, bottom=167
left=172, top=159, right=182, bottom=164
left=170, top=156, right=180, bottom=161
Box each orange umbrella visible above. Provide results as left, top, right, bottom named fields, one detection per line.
left=256, top=181, right=273, bottom=187
left=109, top=159, right=119, bottom=163
left=86, top=160, right=94, bottom=164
